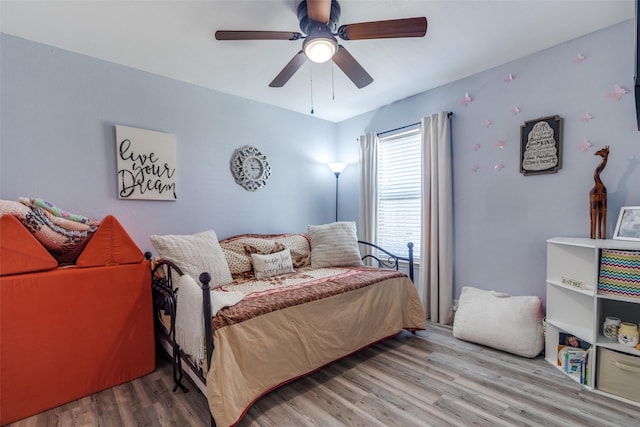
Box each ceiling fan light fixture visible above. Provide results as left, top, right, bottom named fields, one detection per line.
left=303, top=33, right=337, bottom=63
left=217, top=1, right=427, bottom=89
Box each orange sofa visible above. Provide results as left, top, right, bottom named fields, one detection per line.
left=0, top=214, right=155, bottom=425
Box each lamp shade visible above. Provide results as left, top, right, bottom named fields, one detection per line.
left=328, top=162, right=347, bottom=174
left=303, top=33, right=338, bottom=63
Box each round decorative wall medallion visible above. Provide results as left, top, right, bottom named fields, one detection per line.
left=230, top=145, right=271, bottom=191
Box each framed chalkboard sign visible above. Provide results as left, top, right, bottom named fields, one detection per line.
left=520, top=115, right=563, bottom=176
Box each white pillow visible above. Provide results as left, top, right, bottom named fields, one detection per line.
left=150, top=230, right=233, bottom=289
left=308, top=221, right=363, bottom=268
left=251, top=249, right=294, bottom=279
left=453, top=286, right=545, bottom=358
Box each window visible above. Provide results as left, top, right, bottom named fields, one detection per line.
left=377, top=127, right=421, bottom=260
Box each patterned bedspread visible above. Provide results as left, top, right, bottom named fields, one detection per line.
left=207, top=266, right=425, bottom=427
left=214, top=266, right=406, bottom=329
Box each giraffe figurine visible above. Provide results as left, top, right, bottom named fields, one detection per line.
left=590, top=146, right=609, bottom=239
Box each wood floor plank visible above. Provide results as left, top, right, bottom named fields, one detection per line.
left=7, top=323, right=640, bottom=427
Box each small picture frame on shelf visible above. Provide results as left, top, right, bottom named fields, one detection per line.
left=612, top=206, right=640, bottom=241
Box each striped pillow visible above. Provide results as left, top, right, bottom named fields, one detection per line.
left=308, top=221, right=363, bottom=268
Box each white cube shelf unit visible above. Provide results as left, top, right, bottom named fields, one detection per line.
left=545, top=237, right=640, bottom=404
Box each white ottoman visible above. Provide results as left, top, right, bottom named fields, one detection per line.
left=452, top=286, right=545, bottom=358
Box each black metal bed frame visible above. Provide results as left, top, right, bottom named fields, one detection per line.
left=150, top=240, right=414, bottom=426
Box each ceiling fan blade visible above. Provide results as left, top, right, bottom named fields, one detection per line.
left=307, top=0, right=332, bottom=23
left=269, top=51, right=307, bottom=87
left=215, top=31, right=302, bottom=41
left=337, top=17, right=427, bottom=40
left=332, top=46, right=373, bottom=89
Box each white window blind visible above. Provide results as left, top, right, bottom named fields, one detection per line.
left=377, top=127, right=421, bottom=260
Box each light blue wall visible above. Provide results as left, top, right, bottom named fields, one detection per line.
left=2, top=21, right=639, bottom=304
left=337, top=20, right=640, bottom=302
left=0, top=34, right=339, bottom=251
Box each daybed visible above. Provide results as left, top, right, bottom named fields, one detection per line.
left=150, top=221, right=426, bottom=427
left=0, top=201, right=155, bottom=425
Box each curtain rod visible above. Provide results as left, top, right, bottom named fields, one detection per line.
left=377, top=112, right=453, bottom=136
left=377, top=122, right=419, bottom=136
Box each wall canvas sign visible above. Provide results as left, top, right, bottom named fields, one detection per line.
left=520, top=115, right=563, bottom=176
left=115, top=125, right=177, bottom=200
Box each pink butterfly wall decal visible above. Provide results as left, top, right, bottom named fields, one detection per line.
left=495, top=140, right=506, bottom=149
left=607, top=84, right=628, bottom=101
left=504, top=73, right=515, bottom=83
left=578, top=139, right=592, bottom=151
left=512, top=106, right=521, bottom=115
left=471, top=165, right=479, bottom=173
left=494, top=163, right=504, bottom=171
left=460, top=92, right=473, bottom=106
left=581, top=113, right=593, bottom=123
left=573, top=53, right=586, bottom=63
left=472, top=143, right=481, bottom=151
left=482, top=119, right=492, bottom=128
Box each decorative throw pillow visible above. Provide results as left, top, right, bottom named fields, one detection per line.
left=243, top=242, right=286, bottom=256
left=308, top=221, right=363, bottom=268
left=150, top=230, right=233, bottom=289
left=220, top=234, right=311, bottom=275
left=250, top=249, right=295, bottom=280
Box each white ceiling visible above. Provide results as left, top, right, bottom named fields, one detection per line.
left=0, top=1, right=635, bottom=122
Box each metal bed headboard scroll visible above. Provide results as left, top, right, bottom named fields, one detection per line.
left=358, top=241, right=414, bottom=282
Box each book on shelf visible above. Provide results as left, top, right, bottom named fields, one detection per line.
left=558, top=332, right=591, bottom=385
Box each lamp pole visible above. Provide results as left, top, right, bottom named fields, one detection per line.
left=328, top=163, right=347, bottom=222
left=334, top=171, right=341, bottom=222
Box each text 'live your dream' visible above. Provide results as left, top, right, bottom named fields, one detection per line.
left=117, top=138, right=176, bottom=199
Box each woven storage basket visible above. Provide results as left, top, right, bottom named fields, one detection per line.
left=598, top=249, right=640, bottom=299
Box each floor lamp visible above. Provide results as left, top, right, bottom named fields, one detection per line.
left=328, top=162, right=347, bottom=222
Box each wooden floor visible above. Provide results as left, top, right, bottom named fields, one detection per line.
left=8, top=323, right=640, bottom=427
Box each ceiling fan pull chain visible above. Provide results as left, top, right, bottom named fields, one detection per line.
left=332, top=63, right=335, bottom=100
left=310, top=65, right=315, bottom=114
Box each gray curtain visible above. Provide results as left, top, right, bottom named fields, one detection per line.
left=358, top=132, right=378, bottom=264
left=419, top=112, right=454, bottom=325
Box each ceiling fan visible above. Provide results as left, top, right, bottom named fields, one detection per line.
left=215, top=0, right=427, bottom=89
